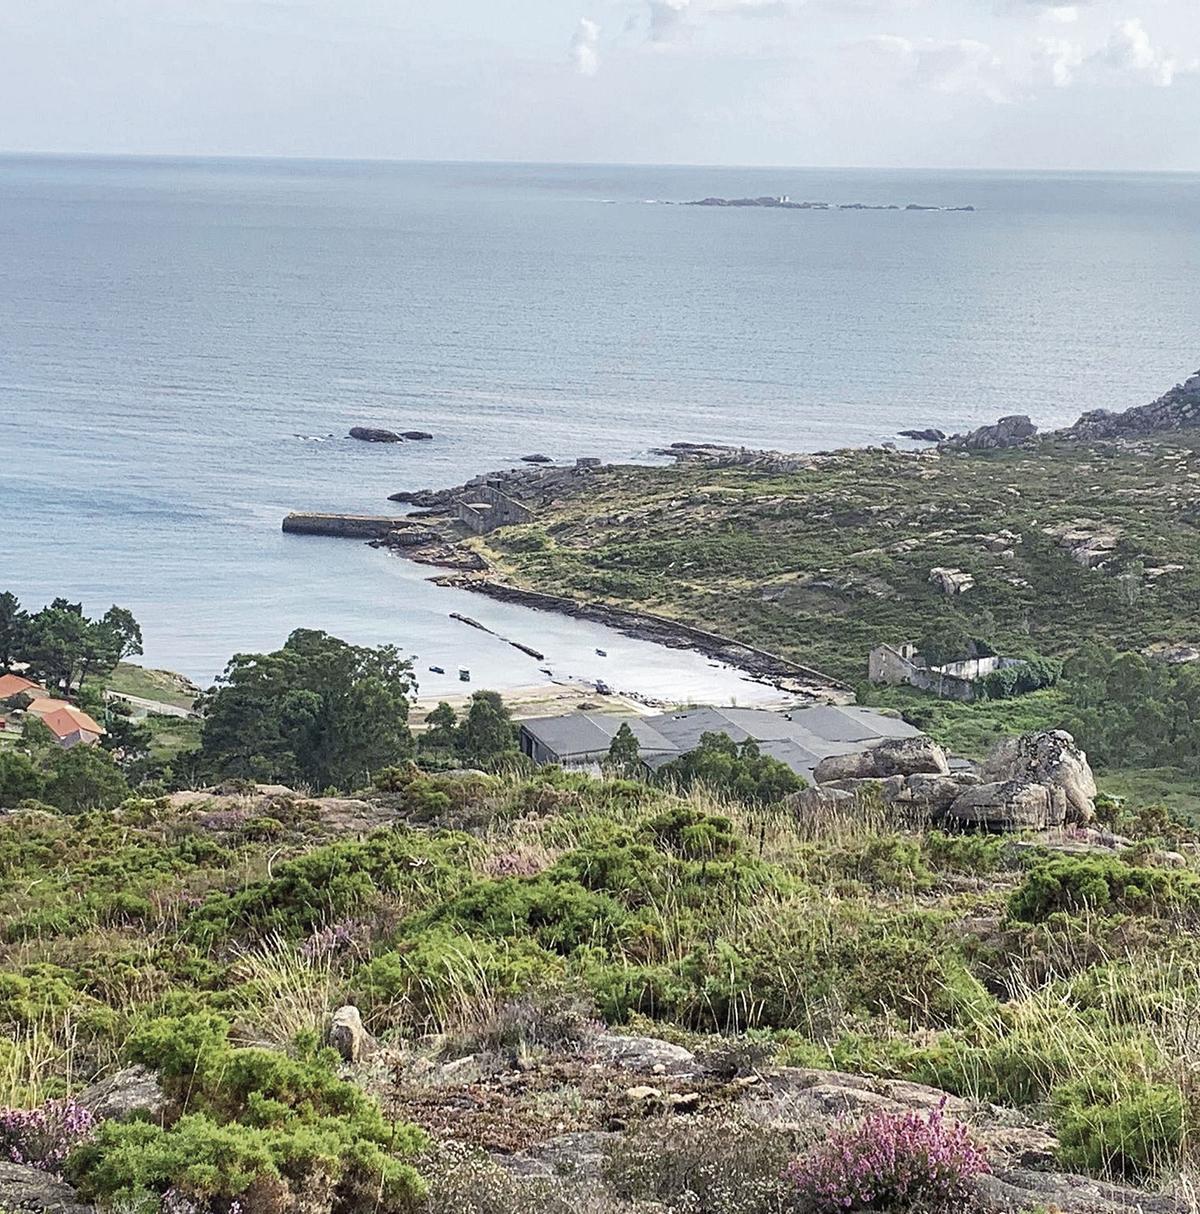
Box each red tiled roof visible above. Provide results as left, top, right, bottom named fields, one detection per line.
left=0, top=674, right=44, bottom=700
left=26, top=698, right=105, bottom=737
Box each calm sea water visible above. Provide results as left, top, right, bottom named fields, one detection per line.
left=2, top=156, right=1198, bottom=692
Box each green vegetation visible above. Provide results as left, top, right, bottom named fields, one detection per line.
left=656, top=731, right=804, bottom=805
left=3, top=764, right=1199, bottom=1207
left=417, top=690, right=521, bottom=769
left=197, top=629, right=415, bottom=790
left=476, top=438, right=1200, bottom=687
left=1, top=594, right=142, bottom=696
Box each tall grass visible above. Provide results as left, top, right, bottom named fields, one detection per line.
left=230, top=933, right=339, bottom=1046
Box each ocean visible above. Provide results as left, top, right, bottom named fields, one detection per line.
left=2, top=156, right=1198, bottom=695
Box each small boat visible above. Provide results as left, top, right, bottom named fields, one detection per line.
left=459, top=668, right=471, bottom=682
left=428, top=665, right=445, bottom=675
left=595, top=648, right=608, bottom=657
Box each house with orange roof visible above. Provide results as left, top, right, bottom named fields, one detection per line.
left=0, top=673, right=46, bottom=702
left=24, top=697, right=106, bottom=748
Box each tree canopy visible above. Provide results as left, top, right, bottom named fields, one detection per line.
left=3, top=594, right=143, bottom=693
left=604, top=722, right=643, bottom=778
left=198, top=629, right=415, bottom=791
left=656, top=731, right=804, bottom=806
left=417, top=691, right=519, bottom=768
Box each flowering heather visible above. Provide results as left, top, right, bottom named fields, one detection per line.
left=786, top=1101, right=989, bottom=1214
left=299, top=918, right=364, bottom=961
left=481, top=849, right=545, bottom=878
left=0, top=1097, right=95, bottom=1177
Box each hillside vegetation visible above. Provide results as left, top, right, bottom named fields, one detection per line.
left=473, top=436, right=1200, bottom=685
left=3, top=768, right=1200, bottom=1212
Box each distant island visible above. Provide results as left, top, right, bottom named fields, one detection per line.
left=680, top=195, right=975, bottom=212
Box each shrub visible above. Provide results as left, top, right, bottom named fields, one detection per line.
left=605, top=1116, right=812, bottom=1214
left=0, top=1097, right=95, bottom=1177
left=1051, top=1078, right=1183, bottom=1182
left=1008, top=857, right=1200, bottom=924
left=786, top=1102, right=989, bottom=1214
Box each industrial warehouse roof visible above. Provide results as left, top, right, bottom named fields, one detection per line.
left=518, top=704, right=923, bottom=783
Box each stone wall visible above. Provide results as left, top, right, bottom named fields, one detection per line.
left=454, top=485, right=537, bottom=534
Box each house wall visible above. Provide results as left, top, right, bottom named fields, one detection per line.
left=455, top=486, right=536, bottom=534
left=868, top=644, right=978, bottom=701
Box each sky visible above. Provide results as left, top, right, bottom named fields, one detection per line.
left=0, top=0, right=1198, bottom=170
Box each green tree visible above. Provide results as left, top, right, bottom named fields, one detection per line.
left=656, top=731, right=803, bottom=806
left=43, top=745, right=130, bottom=813
left=604, top=722, right=643, bottom=778
left=0, top=591, right=28, bottom=671
left=0, top=750, right=46, bottom=807
left=198, top=629, right=415, bottom=790
left=20, top=598, right=142, bottom=694
left=456, top=690, right=517, bottom=766
left=420, top=702, right=459, bottom=753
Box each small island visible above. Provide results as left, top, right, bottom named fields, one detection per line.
left=682, top=195, right=975, bottom=212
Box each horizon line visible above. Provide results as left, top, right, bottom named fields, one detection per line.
left=1, top=149, right=1197, bottom=177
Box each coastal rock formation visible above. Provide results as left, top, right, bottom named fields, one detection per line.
left=984, top=729, right=1097, bottom=823
left=1062, top=370, right=1200, bottom=441
left=899, top=427, right=946, bottom=442
left=348, top=426, right=404, bottom=443
left=78, top=1065, right=167, bottom=1122
left=941, top=415, right=1037, bottom=452
left=804, top=730, right=1096, bottom=830
left=946, top=779, right=1063, bottom=830
left=811, top=737, right=951, bottom=784
left=1045, top=520, right=1121, bottom=569
left=520, top=453, right=552, bottom=463
left=402, top=430, right=433, bottom=440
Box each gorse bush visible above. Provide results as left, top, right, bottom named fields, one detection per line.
left=786, top=1103, right=990, bottom=1214
left=1008, top=856, right=1200, bottom=923
left=65, top=1012, right=427, bottom=1213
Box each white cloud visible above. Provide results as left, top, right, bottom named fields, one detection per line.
left=1098, top=17, right=1178, bottom=86
left=1036, top=35, right=1085, bottom=85
left=648, top=0, right=691, bottom=40
left=569, top=16, right=601, bottom=75
left=1038, top=6, right=1080, bottom=25
left=864, top=34, right=1011, bottom=101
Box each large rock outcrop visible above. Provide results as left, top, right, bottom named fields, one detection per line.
left=983, top=729, right=1097, bottom=823
left=812, top=736, right=950, bottom=784
left=941, top=415, right=1037, bottom=452
left=944, top=779, right=1062, bottom=830
left=1062, top=370, right=1200, bottom=441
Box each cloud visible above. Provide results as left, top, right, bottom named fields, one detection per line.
left=648, top=0, right=691, bottom=40
left=863, top=34, right=1011, bottom=101
left=1098, top=17, right=1178, bottom=86
left=1036, top=35, right=1085, bottom=85
left=644, top=0, right=793, bottom=42
left=569, top=16, right=601, bottom=75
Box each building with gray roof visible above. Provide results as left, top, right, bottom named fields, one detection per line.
left=517, top=704, right=923, bottom=785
